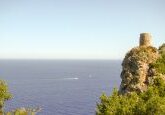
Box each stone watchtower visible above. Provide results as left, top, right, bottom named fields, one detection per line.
left=139, top=33, right=152, bottom=47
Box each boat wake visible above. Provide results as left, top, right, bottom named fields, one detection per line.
left=62, top=77, right=79, bottom=80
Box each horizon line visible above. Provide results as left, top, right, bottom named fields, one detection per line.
left=0, top=58, right=122, bottom=60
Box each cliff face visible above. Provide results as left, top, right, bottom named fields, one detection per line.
left=97, top=33, right=165, bottom=115
left=119, top=33, right=159, bottom=94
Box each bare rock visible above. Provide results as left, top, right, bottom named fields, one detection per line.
left=119, top=33, right=159, bottom=94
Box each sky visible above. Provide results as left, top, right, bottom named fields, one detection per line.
left=0, top=0, right=165, bottom=59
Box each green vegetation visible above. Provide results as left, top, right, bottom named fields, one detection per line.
left=96, top=43, right=165, bottom=115
left=150, top=43, right=165, bottom=75
left=0, top=80, right=39, bottom=115
left=96, top=77, right=165, bottom=115
left=151, top=54, right=165, bottom=74
left=159, top=43, right=165, bottom=55
left=5, top=108, right=38, bottom=115
left=0, top=80, right=12, bottom=114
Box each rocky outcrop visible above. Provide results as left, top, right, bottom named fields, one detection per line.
left=119, top=33, right=159, bottom=94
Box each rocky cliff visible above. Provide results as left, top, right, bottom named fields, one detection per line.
left=119, top=33, right=163, bottom=94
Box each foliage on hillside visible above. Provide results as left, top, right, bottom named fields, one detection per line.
left=0, top=80, right=40, bottom=115
left=5, top=107, right=40, bottom=115
left=159, top=43, right=165, bottom=55
left=150, top=54, right=165, bottom=75
left=0, top=80, right=12, bottom=113
left=150, top=43, right=165, bottom=75
left=97, top=43, right=165, bottom=115
left=96, top=77, right=165, bottom=115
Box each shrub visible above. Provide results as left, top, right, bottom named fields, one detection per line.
left=150, top=54, right=165, bottom=74
left=5, top=107, right=41, bottom=115
left=159, top=43, right=165, bottom=55
left=0, top=80, right=12, bottom=113
left=0, top=79, right=40, bottom=115
left=96, top=77, right=165, bottom=115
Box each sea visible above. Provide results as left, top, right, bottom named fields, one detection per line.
left=0, top=60, right=121, bottom=115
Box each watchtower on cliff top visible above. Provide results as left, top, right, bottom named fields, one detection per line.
left=139, top=33, right=152, bottom=47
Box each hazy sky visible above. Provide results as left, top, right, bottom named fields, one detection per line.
left=0, top=0, right=165, bottom=59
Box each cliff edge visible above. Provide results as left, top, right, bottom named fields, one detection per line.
left=120, top=33, right=164, bottom=94
left=96, top=33, right=165, bottom=115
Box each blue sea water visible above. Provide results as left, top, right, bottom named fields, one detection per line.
left=0, top=60, right=121, bottom=115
